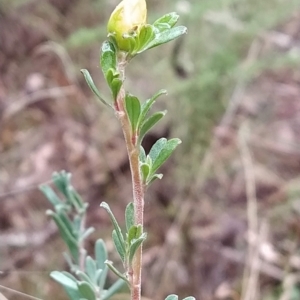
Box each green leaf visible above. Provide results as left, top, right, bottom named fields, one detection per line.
left=95, top=239, right=107, bottom=270
left=75, top=270, right=94, bottom=286
left=95, top=239, right=108, bottom=290
left=85, top=256, right=97, bottom=283
left=141, top=26, right=187, bottom=52
left=153, top=12, right=180, bottom=31
left=105, top=260, right=129, bottom=285
left=183, top=297, right=196, bottom=300
left=77, top=281, right=96, bottom=300
left=122, top=33, right=137, bottom=53
left=139, top=89, right=167, bottom=125
left=127, top=225, right=138, bottom=244
left=148, top=138, right=167, bottom=162
left=138, top=111, right=166, bottom=144
left=165, top=295, right=178, bottom=300
left=139, top=146, right=146, bottom=163
left=136, top=25, right=155, bottom=52
left=67, top=186, right=85, bottom=212
left=57, top=210, right=77, bottom=240
left=111, top=78, right=122, bottom=101
left=51, top=271, right=81, bottom=300
left=80, top=69, right=110, bottom=107
left=125, top=94, right=141, bottom=133
left=39, top=185, right=61, bottom=206
left=140, top=163, right=150, bottom=183
left=106, top=68, right=119, bottom=86
left=80, top=227, right=95, bottom=242
left=125, top=203, right=135, bottom=232
left=146, top=173, right=163, bottom=186
left=150, top=138, right=182, bottom=175
left=46, top=210, right=78, bottom=261
left=100, top=202, right=125, bottom=256
left=61, top=271, right=78, bottom=282
left=102, top=279, right=126, bottom=300
left=52, top=171, right=71, bottom=198
left=129, top=233, right=147, bottom=264
left=112, top=229, right=125, bottom=262
left=127, top=225, right=142, bottom=244
left=100, top=41, right=117, bottom=77
left=95, top=269, right=103, bottom=286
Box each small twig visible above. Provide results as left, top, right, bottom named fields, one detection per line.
left=0, top=285, right=44, bottom=300
left=239, top=125, right=260, bottom=300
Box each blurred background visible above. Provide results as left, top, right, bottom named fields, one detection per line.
left=1, top=0, right=300, bottom=299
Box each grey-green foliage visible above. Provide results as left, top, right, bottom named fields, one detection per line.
left=165, top=295, right=196, bottom=300
left=40, top=171, right=124, bottom=300
left=100, top=202, right=147, bottom=284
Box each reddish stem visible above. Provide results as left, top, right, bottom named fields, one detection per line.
left=115, top=57, right=144, bottom=300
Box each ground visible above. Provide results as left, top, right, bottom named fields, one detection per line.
left=1, top=0, right=300, bottom=300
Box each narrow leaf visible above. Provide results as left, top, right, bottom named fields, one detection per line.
left=140, top=163, right=150, bottom=183
left=105, top=260, right=129, bottom=285
left=138, top=111, right=166, bottom=144
left=102, top=278, right=126, bottom=300
left=85, top=256, right=97, bottom=283
left=98, top=268, right=108, bottom=292
left=47, top=211, right=78, bottom=261
left=95, top=269, right=103, bottom=287
left=77, top=281, right=96, bottom=300
left=51, top=271, right=81, bottom=300
left=52, top=171, right=70, bottom=199
left=111, top=78, right=122, bottom=100
left=57, top=210, right=77, bottom=239
left=129, top=233, right=147, bottom=264
left=75, top=270, right=94, bottom=286
left=61, top=271, right=78, bottom=282
left=67, top=186, right=85, bottom=212
left=95, top=239, right=107, bottom=270
left=80, top=69, right=110, bottom=107
left=139, top=146, right=146, bottom=163
left=95, top=239, right=108, bottom=290
left=112, top=229, right=125, bottom=262
left=125, top=94, right=141, bottom=132
left=146, top=173, right=163, bottom=186
left=79, top=227, right=95, bottom=242
left=39, top=185, right=61, bottom=206
left=51, top=271, right=78, bottom=288
left=125, top=203, right=135, bottom=232
left=139, top=89, right=167, bottom=125
left=100, top=202, right=125, bottom=255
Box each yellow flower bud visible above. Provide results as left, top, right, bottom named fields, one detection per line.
left=107, top=0, right=147, bottom=52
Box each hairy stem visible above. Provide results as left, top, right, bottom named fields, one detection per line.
left=116, top=56, right=144, bottom=300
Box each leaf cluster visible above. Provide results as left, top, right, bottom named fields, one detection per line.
left=40, top=172, right=124, bottom=300
left=109, top=12, right=187, bottom=57
left=100, top=202, right=147, bottom=284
